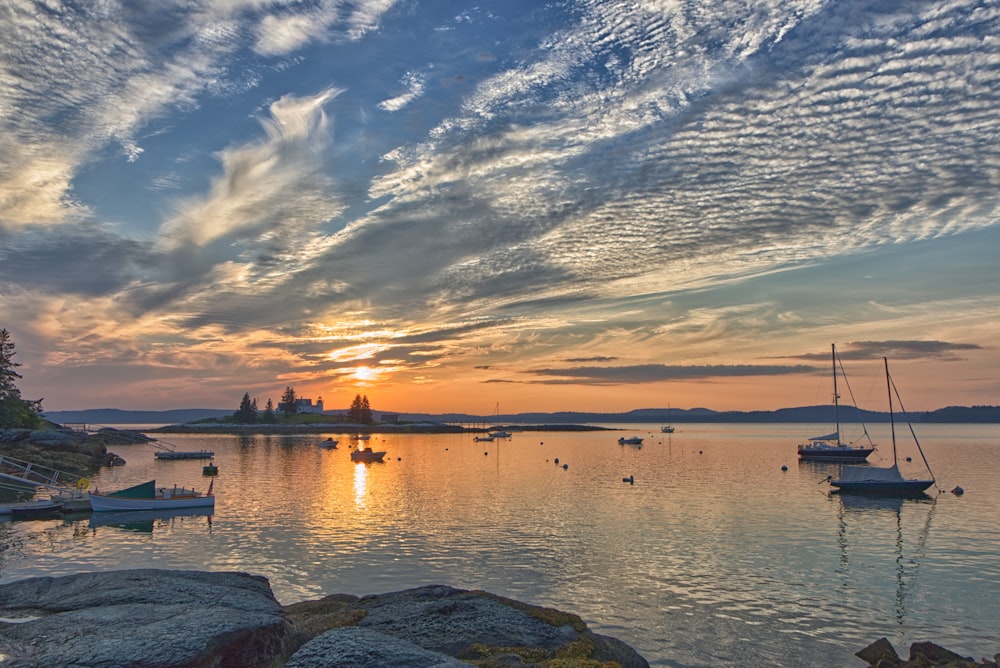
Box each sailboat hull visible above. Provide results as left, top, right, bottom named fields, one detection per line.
left=797, top=444, right=874, bottom=462
left=831, top=479, right=934, bottom=497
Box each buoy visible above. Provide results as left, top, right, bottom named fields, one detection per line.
left=397, top=457, right=401, bottom=461
left=554, top=458, right=559, bottom=464
left=484, top=451, right=489, bottom=456
left=781, top=465, right=788, bottom=472
left=952, top=486, right=964, bottom=496
left=699, top=450, right=703, bottom=454
left=906, top=456, right=912, bottom=462
left=622, top=475, right=634, bottom=484
left=562, top=463, right=568, bottom=470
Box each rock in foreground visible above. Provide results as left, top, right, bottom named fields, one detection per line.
left=857, top=637, right=999, bottom=668
left=0, top=570, right=649, bottom=667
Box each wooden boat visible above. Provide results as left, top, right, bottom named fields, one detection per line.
left=2, top=499, right=63, bottom=519
left=350, top=448, right=386, bottom=462
left=830, top=358, right=936, bottom=497
left=797, top=343, right=876, bottom=462
left=89, top=480, right=215, bottom=512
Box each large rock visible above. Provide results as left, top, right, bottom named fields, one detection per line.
left=856, top=638, right=998, bottom=668
left=0, top=569, right=290, bottom=668
left=285, top=627, right=468, bottom=668
left=285, top=584, right=650, bottom=667
left=0, top=572, right=649, bottom=667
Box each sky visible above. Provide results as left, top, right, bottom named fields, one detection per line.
left=1, top=0, right=998, bottom=416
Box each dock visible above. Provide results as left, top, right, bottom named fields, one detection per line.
left=154, top=450, right=214, bottom=460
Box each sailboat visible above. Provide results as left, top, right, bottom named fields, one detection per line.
left=829, top=357, right=936, bottom=497
left=661, top=403, right=675, bottom=433
left=797, top=343, right=876, bottom=462
left=488, top=402, right=511, bottom=438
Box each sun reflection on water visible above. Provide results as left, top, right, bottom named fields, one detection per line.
left=353, top=461, right=368, bottom=510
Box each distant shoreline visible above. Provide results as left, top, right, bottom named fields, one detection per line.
left=149, top=423, right=613, bottom=435
left=45, top=404, right=1000, bottom=426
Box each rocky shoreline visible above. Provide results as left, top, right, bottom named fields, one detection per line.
left=855, top=637, right=1000, bottom=668
left=0, top=569, right=994, bottom=667
left=0, top=427, right=141, bottom=478
left=0, top=569, right=649, bottom=667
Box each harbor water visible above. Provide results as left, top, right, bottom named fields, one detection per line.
left=0, top=423, right=997, bottom=667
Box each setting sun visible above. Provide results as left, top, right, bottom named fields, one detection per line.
left=350, top=366, right=378, bottom=382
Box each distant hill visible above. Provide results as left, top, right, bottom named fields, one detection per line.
left=43, top=405, right=1000, bottom=425
left=44, top=408, right=232, bottom=425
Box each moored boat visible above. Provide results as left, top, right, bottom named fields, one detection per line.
left=618, top=436, right=643, bottom=445
left=317, top=438, right=338, bottom=449
left=3, top=499, right=63, bottom=519
left=350, top=448, right=386, bottom=462
left=829, top=358, right=936, bottom=497
left=661, top=403, right=675, bottom=433
left=797, top=344, right=875, bottom=462
left=89, top=480, right=215, bottom=512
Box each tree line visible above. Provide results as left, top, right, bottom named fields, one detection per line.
left=230, top=388, right=373, bottom=424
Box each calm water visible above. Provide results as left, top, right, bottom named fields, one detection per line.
left=1, top=423, right=997, bottom=667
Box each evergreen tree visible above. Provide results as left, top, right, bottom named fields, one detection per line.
left=361, top=395, right=373, bottom=424
left=348, top=394, right=363, bottom=423
left=280, top=386, right=298, bottom=417
left=0, top=329, right=44, bottom=428
left=233, top=392, right=257, bottom=423
left=262, top=398, right=276, bottom=423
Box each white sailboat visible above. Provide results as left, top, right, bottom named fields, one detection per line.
left=829, top=357, right=936, bottom=497
left=797, top=343, right=876, bottom=462
left=661, top=403, right=675, bottom=433
left=488, top=402, right=511, bottom=438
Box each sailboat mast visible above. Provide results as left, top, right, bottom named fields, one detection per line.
left=832, top=343, right=841, bottom=444
left=885, top=357, right=898, bottom=465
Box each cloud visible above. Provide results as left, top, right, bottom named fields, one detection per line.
left=158, top=88, right=344, bottom=250
left=0, top=224, right=151, bottom=295
left=4, top=0, right=999, bottom=410
left=378, top=71, right=427, bottom=111
left=795, top=340, right=984, bottom=362
left=254, top=0, right=397, bottom=55
left=524, top=363, right=817, bottom=385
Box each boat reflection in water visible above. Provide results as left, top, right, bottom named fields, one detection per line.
left=88, top=507, right=214, bottom=533
left=835, top=492, right=936, bottom=623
